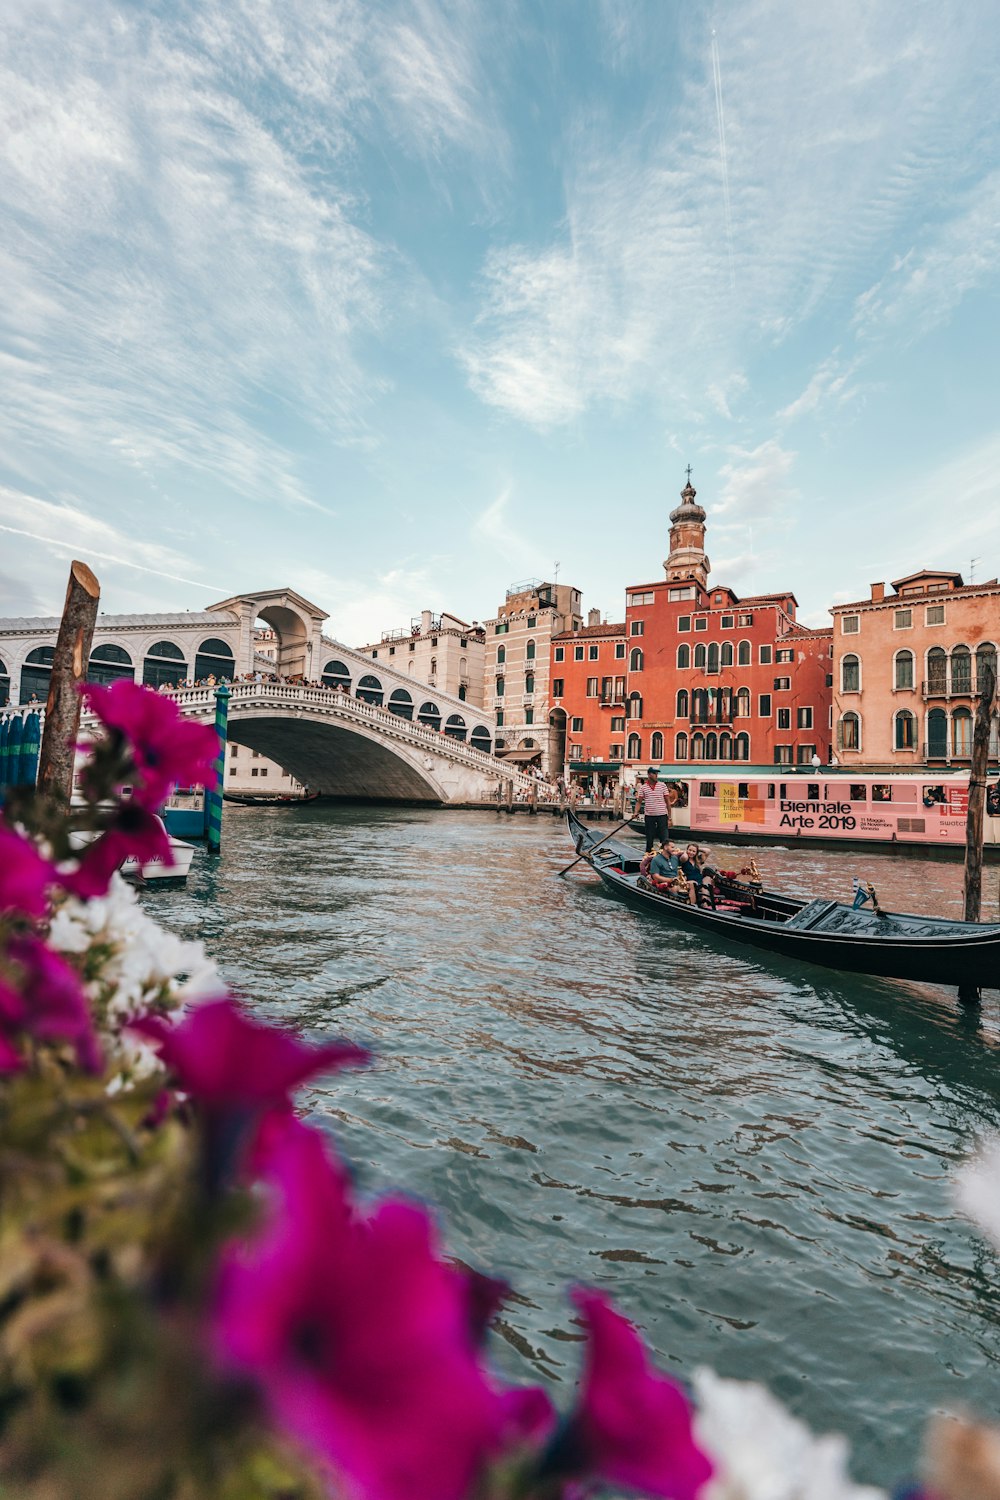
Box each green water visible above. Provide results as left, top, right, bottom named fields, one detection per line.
left=154, top=805, right=1000, bottom=1486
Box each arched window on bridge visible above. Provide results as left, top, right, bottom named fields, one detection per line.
left=470, top=726, right=492, bottom=754
left=445, top=713, right=467, bottom=741
left=356, top=674, right=383, bottom=706
left=195, top=638, right=235, bottom=683
left=143, top=640, right=187, bottom=689
left=0, top=657, right=9, bottom=707
left=87, top=644, right=134, bottom=686
left=417, top=701, right=441, bottom=731
left=20, top=647, right=53, bottom=703
left=388, top=688, right=413, bottom=720
left=322, top=660, right=351, bottom=692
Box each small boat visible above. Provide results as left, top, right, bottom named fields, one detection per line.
left=567, top=810, right=1000, bottom=991
left=69, top=818, right=195, bottom=886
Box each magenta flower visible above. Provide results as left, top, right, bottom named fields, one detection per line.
left=0, top=934, right=101, bottom=1073
left=62, top=805, right=175, bottom=898
left=85, top=679, right=219, bottom=807
left=546, top=1288, right=713, bottom=1500
left=213, top=1116, right=550, bottom=1500
left=0, top=823, right=57, bottom=919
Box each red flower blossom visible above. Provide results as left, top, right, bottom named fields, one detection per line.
left=62, top=805, right=175, bottom=899
left=213, top=1117, right=549, bottom=1500
left=0, top=824, right=57, bottom=919
left=0, top=934, right=101, bottom=1073
left=85, top=679, right=219, bottom=808
left=551, top=1288, right=713, bottom=1500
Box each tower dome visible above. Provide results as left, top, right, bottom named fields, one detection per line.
left=664, top=470, right=710, bottom=588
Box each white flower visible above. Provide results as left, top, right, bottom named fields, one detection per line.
left=692, top=1369, right=886, bottom=1500
left=954, top=1138, right=1000, bottom=1253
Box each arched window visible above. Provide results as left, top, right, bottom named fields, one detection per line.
left=951, top=645, right=972, bottom=695
left=417, top=701, right=441, bottom=731
left=705, top=731, right=718, bottom=760
left=927, top=647, right=947, bottom=693
left=737, top=640, right=751, bottom=666
left=894, top=710, right=916, bottom=750
left=720, top=642, right=734, bottom=668
left=356, top=673, right=383, bottom=706
left=497, top=645, right=506, bottom=665
left=429, top=656, right=437, bottom=678
left=675, top=732, right=689, bottom=760
left=629, top=647, right=643, bottom=672
left=445, top=713, right=467, bottom=741
left=677, top=644, right=690, bottom=669
left=977, top=642, right=997, bottom=692
left=719, top=733, right=732, bottom=760
left=0, top=657, right=9, bottom=707
left=87, top=643, right=134, bottom=686
left=388, top=688, right=413, bottom=719
left=894, top=650, right=914, bottom=691
left=458, top=684, right=467, bottom=701
left=927, top=707, right=947, bottom=758
left=736, top=687, right=751, bottom=718
left=470, top=726, right=492, bottom=754
left=525, top=672, right=535, bottom=694
left=842, top=654, right=860, bottom=693
left=19, top=646, right=53, bottom=703
left=707, top=642, right=720, bottom=674
left=627, top=732, right=642, bottom=760
left=691, top=732, right=705, bottom=761
left=734, top=732, right=750, bottom=761
left=676, top=689, right=689, bottom=718
left=143, top=639, right=186, bottom=689
left=837, top=711, right=860, bottom=751
left=195, top=638, right=235, bottom=683
left=692, top=689, right=708, bottom=723
left=526, top=639, right=536, bottom=661
left=628, top=693, right=643, bottom=720
left=952, top=707, right=973, bottom=756
left=322, top=659, right=352, bottom=691
left=693, top=643, right=707, bottom=669
left=651, top=732, right=663, bottom=760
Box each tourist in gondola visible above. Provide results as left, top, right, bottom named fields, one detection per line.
left=635, top=766, right=670, bottom=851
left=649, top=841, right=679, bottom=891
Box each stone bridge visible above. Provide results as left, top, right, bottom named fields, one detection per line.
left=168, top=684, right=538, bottom=803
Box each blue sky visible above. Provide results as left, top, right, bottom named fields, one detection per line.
left=1, top=0, right=999, bottom=641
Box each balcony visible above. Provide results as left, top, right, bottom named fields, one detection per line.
left=922, top=675, right=986, bottom=700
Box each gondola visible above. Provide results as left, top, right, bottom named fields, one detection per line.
left=566, top=810, right=1000, bottom=991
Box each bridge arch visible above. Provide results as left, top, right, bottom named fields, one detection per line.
left=417, top=700, right=441, bottom=731
left=388, top=688, right=414, bottom=719
left=445, top=713, right=466, bottom=741
left=356, top=674, right=383, bottom=706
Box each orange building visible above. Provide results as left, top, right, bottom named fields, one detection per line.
left=549, top=615, right=627, bottom=787
left=831, top=569, right=1000, bottom=768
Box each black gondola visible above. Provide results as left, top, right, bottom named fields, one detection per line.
left=566, top=810, right=1000, bottom=990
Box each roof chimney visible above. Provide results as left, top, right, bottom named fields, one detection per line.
left=421, top=609, right=432, bottom=631
left=588, top=607, right=601, bottom=627
left=870, top=582, right=885, bottom=603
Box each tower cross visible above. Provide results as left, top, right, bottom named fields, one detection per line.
left=685, top=464, right=692, bottom=483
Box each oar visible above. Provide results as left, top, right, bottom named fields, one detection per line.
left=556, top=817, right=636, bottom=877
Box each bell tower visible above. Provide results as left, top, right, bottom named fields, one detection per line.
left=664, top=468, right=709, bottom=589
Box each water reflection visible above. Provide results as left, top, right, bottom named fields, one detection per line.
left=152, top=805, right=1000, bottom=1485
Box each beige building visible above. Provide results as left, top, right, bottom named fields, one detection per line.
left=830, top=568, right=1000, bottom=768
left=356, top=611, right=486, bottom=708
left=483, top=579, right=583, bottom=774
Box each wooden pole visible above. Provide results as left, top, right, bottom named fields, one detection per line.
left=959, top=661, right=995, bottom=1006
left=37, top=561, right=100, bottom=810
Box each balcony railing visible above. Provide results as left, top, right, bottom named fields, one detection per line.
left=922, top=674, right=991, bottom=699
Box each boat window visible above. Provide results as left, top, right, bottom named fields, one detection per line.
left=923, top=785, right=946, bottom=806
left=807, top=783, right=820, bottom=801
left=849, top=784, right=867, bottom=801
left=872, top=784, right=893, bottom=802
left=767, top=784, right=775, bottom=799
left=738, top=783, right=750, bottom=798
left=779, top=784, right=787, bottom=799
left=701, top=782, right=717, bottom=798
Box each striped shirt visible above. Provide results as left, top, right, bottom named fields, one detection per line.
left=637, top=780, right=668, bottom=816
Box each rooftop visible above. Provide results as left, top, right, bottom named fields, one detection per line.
left=552, top=622, right=626, bottom=640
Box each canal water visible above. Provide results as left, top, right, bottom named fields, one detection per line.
left=154, top=805, right=1000, bottom=1486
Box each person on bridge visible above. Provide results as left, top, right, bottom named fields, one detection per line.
left=635, top=767, right=670, bottom=851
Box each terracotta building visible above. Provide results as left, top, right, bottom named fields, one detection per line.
left=618, top=476, right=833, bottom=770
left=830, top=569, right=1000, bottom=768
left=549, top=612, right=627, bottom=787
left=483, top=579, right=582, bottom=775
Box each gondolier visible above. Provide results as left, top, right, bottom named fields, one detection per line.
left=636, top=767, right=670, bottom=851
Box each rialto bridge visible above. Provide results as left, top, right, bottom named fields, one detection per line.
left=0, top=586, right=536, bottom=803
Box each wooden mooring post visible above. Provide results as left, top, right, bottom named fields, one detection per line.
left=37, top=561, right=100, bottom=810
left=959, top=662, right=996, bottom=1006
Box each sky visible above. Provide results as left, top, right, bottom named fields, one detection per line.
left=1, top=0, right=999, bottom=644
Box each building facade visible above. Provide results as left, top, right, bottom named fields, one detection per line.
left=831, top=570, right=1000, bottom=768
left=549, top=614, right=627, bottom=788
left=355, top=611, right=486, bottom=708
left=483, top=580, right=583, bottom=775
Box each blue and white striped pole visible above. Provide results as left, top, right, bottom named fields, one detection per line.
left=205, top=683, right=230, bottom=856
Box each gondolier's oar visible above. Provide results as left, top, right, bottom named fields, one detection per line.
left=556, top=818, right=635, bottom=877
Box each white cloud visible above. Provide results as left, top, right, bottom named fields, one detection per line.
left=706, top=373, right=748, bottom=421
left=777, top=355, right=862, bottom=423
left=712, top=440, right=797, bottom=523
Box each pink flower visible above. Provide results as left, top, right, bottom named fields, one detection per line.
left=0, top=934, right=101, bottom=1073
left=62, top=805, right=174, bottom=898
left=0, top=823, right=57, bottom=919
left=547, top=1288, right=713, bottom=1500
left=213, top=1117, right=549, bottom=1500
left=85, top=679, right=219, bottom=807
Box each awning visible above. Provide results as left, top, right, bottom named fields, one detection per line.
left=569, top=761, right=622, bottom=772
left=496, top=748, right=542, bottom=762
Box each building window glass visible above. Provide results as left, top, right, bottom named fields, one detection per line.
left=720, top=642, right=733, bottom=667
left=628, top=693, right=643, bottom=719
left=678, top=616, right=691, bottom=632
left=894, top=650, right=914, bottom=691
left=736, top=688, right=750, bottom=717
left=629, top=648, right=644, bottom=672
left=571, top=717, right=584, bottom=732
left=894, top=711, right=916, bottom=750
left=574, top=646, right=584, bottom=661
left=734, top=732, right=750, bottom=761
left=759, top=645, right=772, bottom=665
left=495, top=678, right=505, bottom=696
left=677, top=644, right=690, bottom=669
left=927, top=707, right=947, bottom=757
left=525, top=708, right=534, bottom=725
left=894, top=609, right=912, bottom=629
left=690, top=733, right=705, bottom=760
left=611, top=716, right=625, bottom=732
left=951, top=646, right=972, bottom=694
left=675, top=732, right=689, bottom=760
left=668, top=586, right=696, bottom=601
left=776, top=648, right=794, bottom=663
left=953, top=708, right=973, bottom=756
left=527, top=615, right=536, bottom=628
left=759, top=693, right=771, bottom=717
left=610, top=744, right=622, bottom=759
left=842, top=654, right=860, bottom=692
left=694, top=617, right=708, bottom=632
left=525, top=673, right=535, bottom=694
left=774, top=746, right=793, bottom=765
left=842, top=615, right=860, bottom=634
left=589, top=644, right=599, bottom=660
left=737, top=641, right=751, bottom=666
left=630, top=621, right=645, bottom=636
left=627, top=733, right=642, bottom=759
left=676, top=689, right=689, bottom=718
left=495, top=622, right=508, bottom=635
left=773, top=676, right=791, bottom=691
left=554, top=646, right=564, bottom=661
left=586, top=678, right=599, bottom=697
left=707, top=642, right=719, bottom=674
left=777, top=708, right=791, bottom=730
left=552, top=679, right=564, bottom=696
left=693, top=643, right=707, bottom=669
left=721, top=614, right=734, bottom=629
left=497, top=645, right=506, bottom=665
left=651, top=732, right=663, bottom=760
left=837, top=712, right=860, bottom=751
left=615, top=642, right=626, bottom=659
left=738, top=613, right=754, bottom=626
left=926, top=604, right=946, bottom=625
left=797, top=706, right=813, bottom=729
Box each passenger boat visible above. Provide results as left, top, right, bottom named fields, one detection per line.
left=69, top=819, right=195, bottom=886
left=629, top=767, right=1000, bottom=858
left=567, top=809, right=1000, bottom=990
left=222, top=789, right=319, bottom=806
